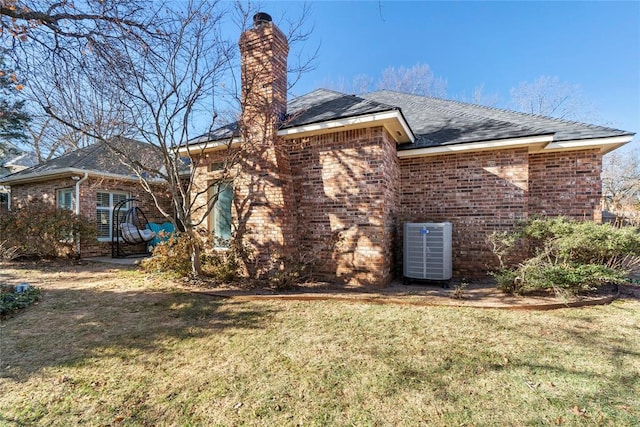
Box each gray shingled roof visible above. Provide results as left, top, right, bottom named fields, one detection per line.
left=194, top=89, right=399, bottom=143
left=193, top=88, right=634, bottom=149
left=285, top=89, right=399, bottom=127
left=361, top=90, right=633, bottom=149
left=0, top=138, right=164, bottom=183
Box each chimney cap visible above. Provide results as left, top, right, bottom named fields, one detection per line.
left=253, top=12, right=272, bottom=27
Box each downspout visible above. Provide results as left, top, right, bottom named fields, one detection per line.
left=75, top=173, right=89, bottom=257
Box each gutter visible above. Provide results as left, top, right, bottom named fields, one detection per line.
left=75, top=172, right=89, bottom=257
left=75, top=172, right=89, bottom=216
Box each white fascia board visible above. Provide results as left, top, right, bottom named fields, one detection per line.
left=543, top=135, right=633, bottom=153
left=277, top=110, right=415, bottom=143
left=0, top=167, right=165, bottom=186
left=178, top=137, right=242, bottom=155
left=397, top=134, right=555, bottom=158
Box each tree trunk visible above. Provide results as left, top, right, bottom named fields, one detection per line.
left=187, top=229, right=202, bottom=277
left=191, top=244, right=202, bottom=277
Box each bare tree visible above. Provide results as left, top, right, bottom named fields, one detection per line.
left=455, top=83, right=500, bottom=107
left=26, top=114, right=92, bottom=162
left=1, top=0, right=160, bottom=58
left=24, top=1, right=314, bottom=276
left=324, top=62, right=447, bottom=97
left=377, top=63, right=447, bottom=97
left=510, top=75, right=597, bottom=121
left=602, top=149, right=640, bottom=225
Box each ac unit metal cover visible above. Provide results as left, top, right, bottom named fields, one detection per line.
left=403, top=222, right=452, bottom=281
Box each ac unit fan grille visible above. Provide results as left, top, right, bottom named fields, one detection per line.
left=403, top=222, right=452, bottom=281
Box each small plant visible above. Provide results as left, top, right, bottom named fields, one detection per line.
left=451, top=281, right=468, bottom=299
left=0, top=285, right=41, bottom=319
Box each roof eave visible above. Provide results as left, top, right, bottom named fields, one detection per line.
left=397, top=134, right=634, bottom=159
left=0, top=167, right=165, bottom=186
left=543, top=135, right=633, bottom=154
left=397, top=134, right=555, bottom=158
left=278, top=110, right=416, bottom=143
left=178, top=137, right=242, bottom=155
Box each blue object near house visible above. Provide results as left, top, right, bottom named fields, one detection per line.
left=15, top=283, right=31, bottom=293
left=147, top=222, right=176, bottom=250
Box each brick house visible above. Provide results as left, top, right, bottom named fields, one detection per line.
left=0, top=138, right=171, bottom=257
left=1, top=13, right=634, bottom=286
left=185, top=13, right=635, bottom=286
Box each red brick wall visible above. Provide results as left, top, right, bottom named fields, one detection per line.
left=529, top=149, right=602, bottom=221
left=9, top=176, right=172, bottom=258
left=398, top=149, right=530, bottom=276
left=192, top=142, right=604, bottom=284
left=397, top=148, right=604, bottom=277
left=289, top=126, right=399, bottom=287
left=10, top=177, right=76, bottom=207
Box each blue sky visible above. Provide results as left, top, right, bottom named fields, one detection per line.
left=256, top=1, right=639, bottom=146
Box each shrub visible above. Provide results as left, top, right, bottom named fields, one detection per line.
left=141, top=232, right=199, bottom=276
left=0, top=199, right=95, bottom=258
left=202, top=239, right=247, bottom=283
left=141, top=232, right=245, bottom=283
left=141, top=230, right=319, bottom=289
left=0, top=240, right=18, bottom=260
left=0, top=285, right=41, bottom=319
left=490, top=217, right=640, bottom=296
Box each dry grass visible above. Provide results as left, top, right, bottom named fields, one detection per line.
left=1, top=261, right=639, bottom=426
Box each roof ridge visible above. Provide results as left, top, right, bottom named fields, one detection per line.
left=310, top=87, right=400, bottom=112
left=365, top=89, right=632, bottom=135
left=364, top=90, right=538, bottom=133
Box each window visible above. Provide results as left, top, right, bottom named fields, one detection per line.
left=209, top=182, right=233, bottom=245
left=0, top=192, right=8, bottom=211
left=96, top=191, right=129, bottom=240
left=57, top=188, right=75, bottom=211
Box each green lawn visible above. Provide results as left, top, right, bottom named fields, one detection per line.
left=0, top=263, right=639, bottom=426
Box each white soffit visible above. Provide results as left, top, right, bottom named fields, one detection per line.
left=178, top=137, right=242, bottom=155
left=397, top=135, right=554, bottom=158
left=277, top=110, right=415, bottom=144
left=397, top=134, right=633, bottom=158
left=543, top=135, right=633, bottom=154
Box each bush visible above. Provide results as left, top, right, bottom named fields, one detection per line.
left=141, top=231, right=318, bottom=289
left=490, top=217, right=639, bottom=296
left=141, top=232, right=244, bottom=283
left=0, top=199, right=95, bottom=258
left=141, top=232, right=199, bottom=276
left=0, top=285, right=41, bottom=319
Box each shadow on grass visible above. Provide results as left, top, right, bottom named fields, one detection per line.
left=0, top=285, right=278, bottom=382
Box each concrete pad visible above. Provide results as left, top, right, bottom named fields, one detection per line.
left=84, top=256, right=147, bottom=266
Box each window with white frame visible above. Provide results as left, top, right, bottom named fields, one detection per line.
left=57, top=188, right=74, bottom=211
left=96, top=191, right=129, bottom=240
left=209, top=182, right=233, bottom=246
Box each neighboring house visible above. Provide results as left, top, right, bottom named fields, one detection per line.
left=185, top=13, right=635, bottom=287
left=0, top=138, right=171, bottom=257
left=1, top=152, right=38, bottom=213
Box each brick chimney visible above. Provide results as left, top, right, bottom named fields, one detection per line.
left=239, top=12, right=289, bottom=121
left=236, top=13, right=297, bottom=278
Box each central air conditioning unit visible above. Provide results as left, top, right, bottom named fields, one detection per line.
left=403, top=222, right=452, bottom=283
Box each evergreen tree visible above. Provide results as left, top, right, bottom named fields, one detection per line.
left=0, top=56, right=29, bottom=155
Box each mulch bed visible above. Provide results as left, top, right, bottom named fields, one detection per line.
left=192, top=278, right=624, bottom=311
